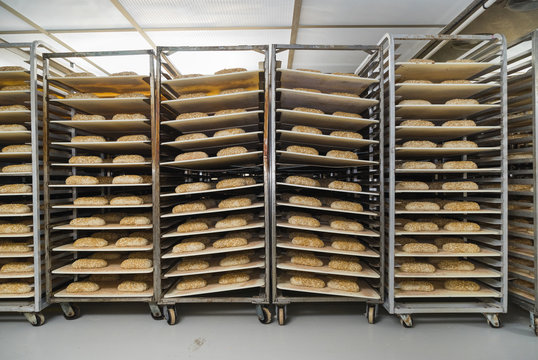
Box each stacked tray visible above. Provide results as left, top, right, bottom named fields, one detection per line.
left=0, top=65, right=36, bottom=301
left=274, top=68, right=382, bottom=301
left=159, top=67, right=266, bottom=299
left=388, top=58, right=505, bottom=304
left=505, top=31, right=538, bottom=332
left=46, top=71, right=155, bottom=299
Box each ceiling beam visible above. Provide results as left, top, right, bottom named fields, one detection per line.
left=0, top=0, right=109, bottom=74
left=110, top=0, right=156, bottom=48
left=287, top=0, right=303, bottom=69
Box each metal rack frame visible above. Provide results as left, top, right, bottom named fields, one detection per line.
left=506, top=30, right=538, bottom=335
left=380, top=33, right=508, bottom=327
left=155, top=45, right=272, bottom=324
left=270, top=44, right=385, bottom=325
left=42, top=49, right=163, bottom=320
left=0, top=41, right=55, bottom=326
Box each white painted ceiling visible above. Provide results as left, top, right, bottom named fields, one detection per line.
left=0, top=0, right=476, bottom=73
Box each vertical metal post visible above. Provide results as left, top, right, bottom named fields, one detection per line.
left=532, top=30, right=538, bottom=316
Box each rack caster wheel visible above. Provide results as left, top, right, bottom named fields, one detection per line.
left=277, top=306, right=286, bottom=326
left=61, top=303, right=80, bottom=320
left=149, top=304, right=164, bottom=320
left=485, top=313, right=501, bottom=328
left=164, top=305, right=177, bottom=326
left=366, top=305, right=376, bottom=324
left=24, top=312, right=45, bottom=327
left=399, top=314, right=413, bottom=328
left=256, top=305, right=272, bottom=324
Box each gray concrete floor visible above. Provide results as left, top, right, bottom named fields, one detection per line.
left=0, top=303, right=536, bottom=360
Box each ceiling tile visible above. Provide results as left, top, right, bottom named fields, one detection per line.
left=120, top=0, right=294, bottom=28
left=300, top=0, right=474, bottom=26
left=2, top=0, right=132, bottom=30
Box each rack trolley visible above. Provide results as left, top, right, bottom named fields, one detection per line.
left=42, top=49, right=163, bottom=320
left=270, top=44, right=385, bottom=325
left=380, top=33, right=508, bottom=328
left=505, top=30, right=538, bottom=335
left=0, top=41, right=57, bottom=326
left=156, top=45, right=272, bottom=325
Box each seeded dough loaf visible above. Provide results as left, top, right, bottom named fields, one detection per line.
left=71, top=135, right=106, bottom=142
left=327, top=180, right=361, bottom=192
left=288, top=215, right=320, bottom=227
left=213, top=236, right=248, bottom=248
left=402, top=243, right=438, bottom=253
left=442, top=242, right=480, bottom=253
left=0, top=104, right=27, bottom=111
left=0, top=204, right=30, bottom=214
left=291, top=234, right=324, bottom=248
left=328, top=256, right=362, bottom=272
left=117, top=134, right=149, bottom=142
left=402, top=140, right=437, bottom=148
left=437, top=260, right=475, bottom=271
left=66, top=92, right=98, bottom=99
left=110, top=196, right=144, bottom=206
left=118, top=281, right=148, bottom=292
left=215, top=216, right=247, bottom=228
left=399, top=99, right=431, bottom=105
left=176, top=276, right=207, bottom=290
left=286, top=145, right=318, bottom=155
left=440, top=181, right=478, bottom=190
left=326, top=150, right=358, bottom=160
left=330, top=236, right=365, bottom=251
left=120, top=215, right=151, bottom=226
left=218, top=197, right=252, bottom=209
left=178, top=259, right=210, bottom=271
left=218, top=271, right=250, bottom=284
left=396, top=181, right=429, bottom=190
left=400, top=262, right=436, bottom=273
left=285, top=176, right=320, bottom=187
left=442, top=140, right=478, bottom=148
left=330, top=219, right=364, bottom=231
left=445, top=98, right=479, bottom=105
left=443, top=201, right=480, bottom=211
left=288, top=195, right=321, bottom=207
left=66, top=281, right=100, bottom=293
left=399, top=280, right=434, bottom=292
left=291, top=253, right=323, bottom=267
left=442, top=120, right=476, bottom=127
left=444, top=279, right=480, bottom=291
left=69, top=217, right=106, bottom=226
left=327, top=277, right=360, bottom=292
left=405, top=202, right=440, bottom=211
left=173, top=241, right=205, bottom=253
left=291, top=125, right=322, bottom=134
left=409, top=58, right=435, bottom=64
left=73, top=237, right=108, bottom=247
left=2, top=164, right=32, bottom=173
left=433, top=237, right=465, bottom=247
left=0, top=241, right=30, bottom=252
left=173, top=201, right=207, bottom=214
left=213, top=128, right=245, bottom=137
left=400, top=119, right=435, bottom=126
left=69, top=156, right=102, bottom=164
left=72, top=258, right=107, bottom=269
left=333, top=111, right=361, bottom=118
left=115, top=237, right=148, bottom=247
left=113, top=154, right=145, bottom=163
left=120, top=258, right=152, bottom=269
left=217, top=146, right=248, bottom=157
left=401, top=161, right=436, bottom=170
left=177, top=220, right=209, bottom=233
left=215, top=108, right=246, bottom=116
left=175, top=182, right=212, bottom=193
left=329, top=200, right=363, bottom=212
left=442, top=161, right=477, bottom=169
left=290, top=275, right=325, bottom=288
left=329, top=131, right=363, bottom=139
left=74, top=196, right=109, bottom=206
left=220, top=254, right=250, bottom=266
left=293, top=107, right=324, bottom=114
left=216, top=177, right=256, bottom=189
left=0, top=262, right=33, bottom=273
left=443, top=221, right=481, bottom=232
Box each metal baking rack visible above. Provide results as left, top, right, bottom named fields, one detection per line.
left=270, top=44, right=385, bottom=325
left=0, top=41, right=61, bottom=326
left=505, top=30, right=538, bottom=335
left=156, top=45, right=272, bottom=325
left=42, top=49, right=163, bottom=320
left=378, top=33, right=508, bottom=328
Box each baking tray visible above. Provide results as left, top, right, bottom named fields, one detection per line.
left=278, top=109, right=377, bottom=131
left=48, top=74, right=150, bottom=93
left=395, top=208, right=501, bottom=215
left=0, top=90, right=30, bottom=104
left=394, top=265, right=501, bottom=278
left=278, top=88, right=378, bottom=114
left=0, top=251, right=33, bottom=258
left=0, top=192, right=32, bottom=197
left=395, top=104, right=499, bottom=119
left=395, top=83, right=498, bottom=102
left=50, top=183, right=152, bottom=189
left=395, top=189, right=500, bottom=194
left=0, top=152, right=31, bottom=160
left=0, top=271, right=34, bottom=279
left=164, top=259, right=265, bottom=278
left=0, top=130, right=31, bottom=142
left=52, top=140, right=151, bottom=153
left=53, top=203, right=152, bottom=209
left=161, top=183, right=262, bottom=198
left=278, top=68, right=377, bottom=95
left=276, top=240, right=379, bottom=258
left=163, top=131, right=262, bottom=151
left=277, top=151, right=377, bottom=167
left=51, top=119, right=150, bottom=133
left=395, top=168, right=501, bottom=174
left=394, top=287, right=500, bottom=298
left=277, top=182, right=378, bottom=196
left=0, top=110, right=31, bottom=123
left=162, top=221, right=264, bottom=239
left=277, top=259, right=379, bottom=278
left=277, top=130, right=377, bottom=149
left=0, top=232, right=33, bottom=238
left=394, top=61, right=495, bottom=82
left=51, top=97, right=150, bottom=116
left=52, top=260, right=153, bottom=275
left=396, top=146, right=500, bottom=157
left=0, top=291, right=34, bottom=299
left=0, top=70, right=30, bottom=82
left=509, top=286, right=535, bottom=302
left=161, top=110, right=262, bottom=132
left=52, top=161, right=151, bottom=168
left=53, top=243, right=153, bottom=252
left=395, top=126, right=500, bottom=140
left=53, top=223, right=153, bottom=231
left=277, top=221, right=379, bottom=237
left=277, top=201, right=378, bottom=216
left=0, top=172, right=32, bottom=177
left=161, top=151, right=262, bottom=170
left=162, top=70, right=261, bottom=94
left=162, top=240, right=265, bottom=259
left=54, top=282, right=153, bottom=298
left=394, top=227, right=502, bottom=236
left=277, top=277, right=380, bottom=299
left=162, top=90, right=262, bottom=113
left=161, top=202, right=264, bottom=218
left=164, top=275, right=264, bottom=298
left=394, top=247, right=501, bottom=257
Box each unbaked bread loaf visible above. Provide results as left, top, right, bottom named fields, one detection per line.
left=293, top=107, right=324, bottom=114
left=444, top=279, right=480, bottom=291
left=69, top=217, right=106, bottom=226
left=213, top=128, right=245, bottom=137
left=330, top=219, right=364, bottom=231
left=326, top=150, right=358, bottom=159
left=115, top=237, right=149, bottom=247
left=213, top=236, right=248, bottom=248
left=399, top=280, right=434, bottom=292
left=286, top=145, right=318, bottom=155
left=409, top=58, right=435, bottom=64
left=440, top=181, right=478, bottom=190
left=117, top=134, right=149, bottom=142
left=400, top=262, right=436, bottom=273
left=442, top=161, right=477, bottom=169
left=74, top=196, right=108, bottom=206
left=327, top=180, right=361, bottom=192
left=291, top=253, right=323, bottom=267
left=285, top=176, right=320, bottom=187
left=176, top=276, right=207, bottom=290
left=72, top=258, right=107, bottom=269
left=442, top=201, right=480, bottom=211
left=329, top=131, right=363, bottom=139
left=73, top=237, right=108, bottom=247
left=290, top=275, right=325, bottom=288
left=120, top=215, right=151, bottom=226
left=400, top=161, right=436, bottom=170
left=214, top=108, right=246, bottom=116
left=177, top=220, right=209, bottom=233
left=173, top=241, right=205, bottom=253
left=219, top=254, right=250, bottom=266
left=402, top=243, right=438, bottom=253
left=437, top=260, right=475, bottom=271
left=442, top=242, right=480, bottom=253
left=330, top=235, right=365, bottom=251
left=72, top=114, right=105, bottom=121
left=328, top=255, right=362, bottom=272
left=329, top=200, right=363, bottom=212
left=0, top=204, right=30, bottom=214
left=400, top=119, right=434, bottom=126
left=215, top=216, right=247, bottom=228
left=110, top=196, right=144, bottom=206
left=113, top=154, right=145, bottom=163
left=66, top=281, right=100, bottom=293
left=399, top=99, right=431, bottom=105
left=178, top=258, right=210, bottom=271
left=402, top=140, right=437, bottom=148
left=120, top=258, right=152, bottom=269
left=442, top=140, right=477, bottom=148
left=0, top=262, right=33, bottom=273
left=333, top=111, right=361, bottom=118
left=327, top=277, right=359, bottom=292
left=396, top=181, right=429, bottom=190
left=173, top=201, right=207, bottom=213
left=288, top=195, right=321, bottom=207
left=291, top=234, right=324, bottom=248
left=2, top=164, right=32, bottom=173
left=443, top=221, right=481, bottom=232
left=69, top=156, right=102, bottom=164
left=218, top=271, right=250, bottom=284
left=0, top=241, right=30, bottom=252
left=175, top=182, right=211, bottom=193
left=291, top=125, right=322, bottom=134
left=403, top=222, right=438, bottom=232
left=118, top=281, right=148, bottom=292
left=405, top=202, right=440, bottom=211
left=217, top=146, right=248, bottom=157
left=288, top=215, right=320, bottom=227
left=442, top=120, right=476, bottom=127
left=218, top=197, right=252, bottom=209
left=216, top=177, right=255, bottom=189
left=0, top=104, right=27, bottom=111
left=66, top=92, right=98, bottom=99
left=71, top=135, right=106, bottom=142
left=445, top=99, right=479, bottom=105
